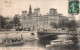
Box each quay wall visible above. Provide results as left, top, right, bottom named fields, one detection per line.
left=0, top=31, right=39, bottom=41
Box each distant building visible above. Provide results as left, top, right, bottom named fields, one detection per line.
left=28, top=4, right=32, bottom=16
left=21, top=10, right=27, bottom=19
left=34, top=8, right=40, bottom=16
left=68, top=13, right=75, bottom=21
left=49, top=8, right=57, bottom=15
left=20, top=5, right=69, bottom=30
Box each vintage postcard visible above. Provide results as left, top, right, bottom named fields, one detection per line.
left=0, top=0, right=80, bottom=50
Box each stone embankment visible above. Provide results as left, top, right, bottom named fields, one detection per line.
left=0, top=31, right=39, bottom=41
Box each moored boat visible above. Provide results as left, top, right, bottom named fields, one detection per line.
left=0, top=35, right=24, bottom=47
left=46, top=39, right=73, bottom=47
left=50, top=39, right=73, bottom=45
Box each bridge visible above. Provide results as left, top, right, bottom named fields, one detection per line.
left=37, top=31, right=80, bottom=40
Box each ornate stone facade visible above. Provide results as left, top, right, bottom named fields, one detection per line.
left=20, top=5, right=68, bottom=30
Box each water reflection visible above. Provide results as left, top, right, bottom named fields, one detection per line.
left=46, top=45, right=79, bottom=50
left=6, top=40, right=46, bottom=50
left=1, top=35, right=80, bottom=50
left=46, top=35, right=80, bottom=50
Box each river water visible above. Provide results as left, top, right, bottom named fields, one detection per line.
left=1, top=35, right=80, bottom=50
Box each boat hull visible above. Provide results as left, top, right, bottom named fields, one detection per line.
left=1, top=41, right=24, bottom=47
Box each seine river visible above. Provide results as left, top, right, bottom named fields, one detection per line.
left=1, top=35, right=80, bottom=50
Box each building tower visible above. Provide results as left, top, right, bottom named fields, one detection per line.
left=21, top=11, right=27, bottom=19
left=49, top=8, right=57, bottom=15
left=29, top=4, right=32, bottom=16
left=34, top=8, right=40, bottom=16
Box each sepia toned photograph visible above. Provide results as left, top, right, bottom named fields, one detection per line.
left=0, top=0, right=80, bottom=50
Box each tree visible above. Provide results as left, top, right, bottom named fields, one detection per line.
left=13, top=16, right=21, bottom=28
left=58, top=19, right=69, bottom=28
left=0, top=15, right=6, bottom=29
left=68, top=20, right=78, bottom=31
left=4, top=17, right=13, bottom=30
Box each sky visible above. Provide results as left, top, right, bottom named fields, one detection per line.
left=0, top=0, right=80, bottom=20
